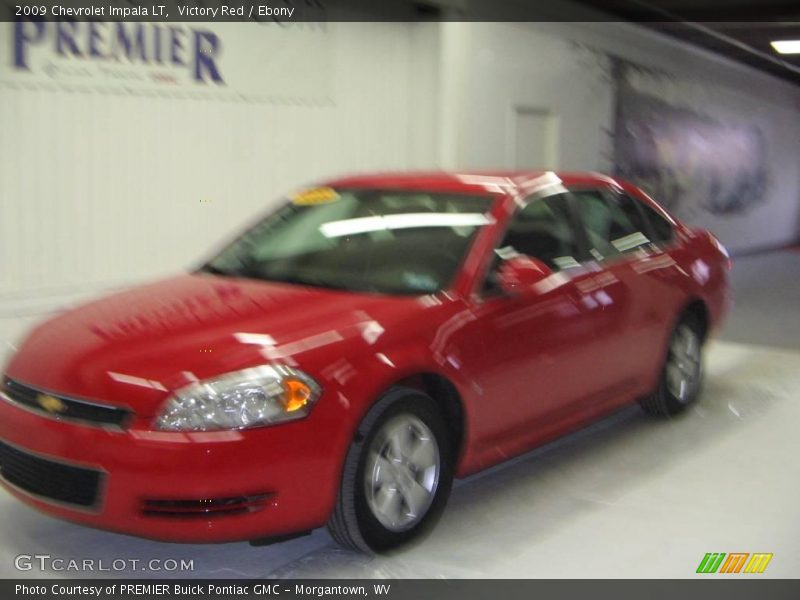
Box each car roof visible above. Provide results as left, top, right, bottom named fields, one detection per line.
left=323, top=170, right=627, bottom=196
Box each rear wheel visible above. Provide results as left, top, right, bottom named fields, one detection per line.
left=327, top=387, right=453, bottom=553
left=640, top=313, right=704, bottom=417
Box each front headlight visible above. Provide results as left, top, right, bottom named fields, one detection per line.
left=154, top=365, right=321, bottom=432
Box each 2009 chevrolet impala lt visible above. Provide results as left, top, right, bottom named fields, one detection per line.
left=0, top=171, right=730, bottom=552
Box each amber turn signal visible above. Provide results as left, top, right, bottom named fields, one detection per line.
left=282, top=378, right=314, bottom=412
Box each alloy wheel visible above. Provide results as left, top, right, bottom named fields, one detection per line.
left=364, top=414, right=441, bottom=532
left=665, top=324, right=702, bottom=403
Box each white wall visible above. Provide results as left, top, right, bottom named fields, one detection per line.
left=0, top=21, right=440, bottom=353
left=452, top=23, right=614, bottom=172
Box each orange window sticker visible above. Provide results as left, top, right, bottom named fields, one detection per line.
left=290, top=187, right=340, bottom=205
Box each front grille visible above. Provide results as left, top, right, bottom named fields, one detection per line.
left=1, top=377, right=131, bottom=428
left=0, top=440, right=102, bottom=508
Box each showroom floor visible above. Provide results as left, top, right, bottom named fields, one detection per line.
left=0, top=250, right=798, bottom=579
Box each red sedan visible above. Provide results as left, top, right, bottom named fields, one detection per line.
left=0, top=171, right=730, bottom=553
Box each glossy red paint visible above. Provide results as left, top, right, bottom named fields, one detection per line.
left=0, top=171, right=729, bottom=542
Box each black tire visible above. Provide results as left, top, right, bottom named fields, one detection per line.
left=327, top=387, right=454, bottom=554
left=640, top=312, right=705, bottom=417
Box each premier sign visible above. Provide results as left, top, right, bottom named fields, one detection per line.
left=2, top=20, right=332, bottom=103
left=13, top=19, right=224, bottom=84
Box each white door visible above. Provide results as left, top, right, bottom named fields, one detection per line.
left=512, top=107, right=558, bottom=170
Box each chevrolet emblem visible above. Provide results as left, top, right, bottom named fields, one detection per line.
left=37, top=394, right=67, bottom=414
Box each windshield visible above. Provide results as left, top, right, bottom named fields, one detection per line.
left=201, top=187, right=495, bottom=295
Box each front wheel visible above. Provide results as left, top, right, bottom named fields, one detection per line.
left=640, top=313, right=705, bottom=417
left=327, top=388, right=454, bottom=553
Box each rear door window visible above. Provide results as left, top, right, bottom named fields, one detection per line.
left=637, top=200, right=675, bottom=245
left=571, top=189, right=652, bottom=261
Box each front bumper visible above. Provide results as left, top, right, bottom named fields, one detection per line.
left=0, top=393, right=342, bottom=543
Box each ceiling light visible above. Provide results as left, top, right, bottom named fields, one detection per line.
left=770, top=40, right=800, bottom=55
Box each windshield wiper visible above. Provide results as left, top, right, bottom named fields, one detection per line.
left=199, top=265, right=375, bottom=293
left=264, top=273, right=368, bottom=292
left=198, top=264, right=236, bottom=276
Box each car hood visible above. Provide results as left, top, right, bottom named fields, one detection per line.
left=4, top=274, right=431, bottom=416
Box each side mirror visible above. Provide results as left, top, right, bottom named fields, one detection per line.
left=496, top=256, right=552, bottom=296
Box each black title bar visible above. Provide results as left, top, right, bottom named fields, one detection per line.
left=0, top=0, right=791, bottom=23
